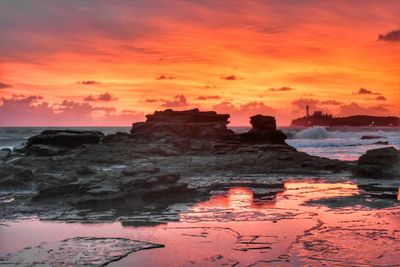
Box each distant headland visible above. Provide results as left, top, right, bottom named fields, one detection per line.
left=291, top=106, right=399, bottom=127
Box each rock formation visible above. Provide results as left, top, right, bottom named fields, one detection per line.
left=131, top=109, right=235, bottom=140
left=356, top=147, right=400, bottom=178
left=18, top=130, right=104, bottom=156
left=239, top=114, right=287, bottom=144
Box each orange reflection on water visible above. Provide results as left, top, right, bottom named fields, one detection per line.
left=196, top=181, right=360, bottom=212
left=196, top=187, right=276, bottom=211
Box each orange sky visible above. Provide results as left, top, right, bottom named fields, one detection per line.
left=0, top=0, right=399, bottom=126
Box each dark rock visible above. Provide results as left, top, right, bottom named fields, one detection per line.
left=27, top=144, right=66, bottom=156
left=76, top=165, right=97, bottom=176
left=356, top=147, right=400, bottom=178
left=361, top=135, right=386, bottom=140
left=372, top=141, right=389, bottom=145
left=0, top=148, right=11, bottom=161
left=131, top=109, right=235, bottom=140
left=26, top=130, right=104, bottom=149
left=239, top=115, right=287, bottom=144
left=102, top=132, right=134, bottom=143
left=35, top=183, right=87, bottom=199
left=239, top=131, right=287, bottom=145
left=0, top=237, right=164, bottom=266
left=250, top=115, right=276, bottom=131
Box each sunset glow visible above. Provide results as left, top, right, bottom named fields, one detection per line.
left=0, top=0, right=399, bottom=126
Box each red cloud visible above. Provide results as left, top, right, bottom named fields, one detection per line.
left=162, top=95, right=188, bottom=108
left=0, top=95, right=143, bottom=126
left=212, top=101, right=278, bottom=126
left=156, top=75, right=175, bottom=80
left=77, top=80, right=102, bottom=85
left=196, top=95, right=221, bottom=100
left=338, top=102, right=389, bottom=117
left=84, top=92, right=118, bottom=102
left=221, top=75, right=237, bottom=81
left=269, top=86, right=294, bottom=92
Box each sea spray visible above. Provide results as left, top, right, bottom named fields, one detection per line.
left=294, top=126, right=330, bottom=139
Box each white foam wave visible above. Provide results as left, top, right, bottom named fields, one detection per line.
left=293, top=126, right=330, bottom=139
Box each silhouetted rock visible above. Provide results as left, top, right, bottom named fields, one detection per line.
left=0, top=148, right=11, bottom=161
left=356, top=147, right=400, bottom=178
left=27, top=130, right=104, bottom=149
left=239, top=114, right=287, bottom=144
left=250, top=115, right=276, bottom=131
left=361, top=135, right=386, bottom=140
left=23, top=130, right=104, bottom=156
left=131, top=109, right=235, bottom=140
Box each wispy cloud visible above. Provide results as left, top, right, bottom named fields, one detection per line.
left=269, top=86, right=294, bottom=92
left=84, top=92, right=118, bottom=102
left=378, top=29, right=400, bottom=43
left=0, top=82, right=12, bottom=89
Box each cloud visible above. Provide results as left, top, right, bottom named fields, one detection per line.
left=161, top=95, right=188, bottom=108
left=338, top=102, right=389, bottom=117
left=320, top=100, right=342, bottom=105
left=196, top=95, right=221, bottom=100
left=221, top=75, right=237, bottom=81
left=77, top=80, right=102, bottom=85
left=378, top=29, right=400, bottom=43
left=268, top=86, right=294, bottom=92
left=84, top=92, right=118, bottom=102
left=156, top=75, right=175, bottom=80
left=0, top=95, right=143, bottom=126
left=0, top=83, right=12, bottom=89
left=355, top=88, right=380, bottom=95
left=212, top=101, right=278, bottom=125
left=291, top=98, right=320, bottom=110
left=375, top=96, right=386, bottom=101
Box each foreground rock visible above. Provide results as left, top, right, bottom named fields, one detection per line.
left=0, top=109, right=353, bottom=220
left=18, top=130, right=104, bottom=156
left=0, top=237, right=164, bottom=266
left=239, top=115, right=287, bottom=144
left=131, top=109, right=235, bottom=140
left=356, top=147, right=400, bottom=178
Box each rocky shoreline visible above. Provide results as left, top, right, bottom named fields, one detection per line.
left=0, top=109, right=398, bottom=222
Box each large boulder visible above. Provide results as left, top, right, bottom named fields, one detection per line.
left=250, top=115, right=276, bottom=131
left=239, top=115, right=287, bottom=144
left=131, top=109, right=235, bottom=140
left=356, top=147, right=400, bottom=178
left=24, top=130, right=104, bottom=156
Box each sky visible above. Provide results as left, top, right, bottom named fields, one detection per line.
left=0, top=0, right=399, bottom=126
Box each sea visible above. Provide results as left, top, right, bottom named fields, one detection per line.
left=0, top=126, right=398, bottom=161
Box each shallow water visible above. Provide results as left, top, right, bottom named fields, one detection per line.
left=1, top=179, right=399, bottom=266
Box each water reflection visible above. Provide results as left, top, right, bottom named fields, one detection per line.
left=1, top=179, right=399, bottom=267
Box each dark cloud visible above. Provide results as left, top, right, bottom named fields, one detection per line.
left=339, top=102, right=389, bottom=116
left=212, top=101, right=278, bottom=125
left=291, top=98, right=319, bottom=110
left=320, top=100, right=342, bottom=105
left=0, top=95, right=143, bottom=126
left=161, top=95, right=188, bottom=108
left=144, top=99, right=160, bottom=103
left=84, top=92, right=118, bottom=102
left=378, top=29, right=400, bottom=43
left=268, top=86, right=294, bottom=92
left=156, top=75, right=175, bottom=80
left=77, top=80, right=102, bottom=85
left=375, top=96, right=386, bottom=101
left=355, top=88, right=380, bottom=95
left=196, top=95, right=221, bottom=100
left=221, top=75, right=237, bottom=81
left=0, top=82, right=12, bottom=89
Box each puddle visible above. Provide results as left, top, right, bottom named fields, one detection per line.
left=1, top=179, right=399, bottom=266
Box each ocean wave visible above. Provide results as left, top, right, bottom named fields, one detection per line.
left=293, top=126, right=330, bottom=139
